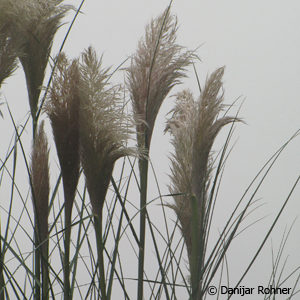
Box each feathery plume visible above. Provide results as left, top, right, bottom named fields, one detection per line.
left=0, top=27, right=18, bottom=88
left=79, top=46, right=135, bottom=217
left=30, top=120, right=50, bottom=299
left=127, top=8, right=195, bottom=149
left=79, top=46, right=136, bottom=300
left=166, top=89, right=196, bottom=261
left=126, top=9, right=195, bottom=298
left=167, top=67, right=238, bottom=279
left=0, top=0, right=72, bottom=122
left=45, top=52, right=80, bottom=300
left=31, top=121, right=50, bottom=244
left=45, top=53, right=80, bottom=220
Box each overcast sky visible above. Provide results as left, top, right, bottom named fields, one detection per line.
left=1, top=0, right=300, bottom=298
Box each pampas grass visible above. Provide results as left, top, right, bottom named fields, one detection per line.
left=0, top=0, right=71, bottom=134
left=127, top=8, right=195, bottom=149
left=0, top=27, right=18, bottom=88
left=46, top=53, right=80, bottom=218
left=79, top=46, right=136, bottom=300
left=166, top=67, right=239, bottom=299
left=79, top=46, right=135, bottom=220
left=0, top=1, right=71, bottom=297
left=45, top=53, right=80, bottom=299
left=31, top=121, right=50, bottom=260
left=126, top=6, right=195, bottom=298
left=30, top=121, right=50, bottom=299
left=0, top=3, right=299, bottom=300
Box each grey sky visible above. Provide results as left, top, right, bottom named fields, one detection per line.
left=1, top=0, right=299, bottom=298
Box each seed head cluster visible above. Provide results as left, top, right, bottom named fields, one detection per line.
left=79, top=47, right=136, bottom=217
left=46, top=53, right=80, bottom=223
left=167, top=67, right=238, bottom=269
left=31, top=121, right=50, bottom=244
left=127, top=8, right=195, bottom=149
left=0, top=0, right=71, bottom=118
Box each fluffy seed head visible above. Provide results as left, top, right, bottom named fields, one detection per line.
left=0, top=27, right=18, bottom=88
left=31, top=121, right=50, bottom=242
left=79, top=47, right=136, bottom=217
left=0, top=0, right=72, bottom=118
left=127, top=8, right=195, bottom=148
left=45, top=53, right=80, bottom=217
left=167, top=67, right=239, bottom=266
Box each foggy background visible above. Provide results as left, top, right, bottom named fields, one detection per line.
left=1, top=0, right=300, bottom=298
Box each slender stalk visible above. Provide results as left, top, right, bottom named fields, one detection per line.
left=190, top=195, right=199, bottom=300
left=0, top=226, right=5, bottom=300
left=227, top=175, right=300, bottom=299
left=137, top=151, right=149, bottom=300
left=94, top=216, right=107, bottom=300
left=78, top=46, right=135, bottom=299
left=33, top=110, right=40, bottom=300
left=31, top=123, right=49, bottom=300
left=0, top=134, right=18, bottom=299
left=64, top=200, right=72, bottom=300
left=126, top=5, right=194, bottom=298
left=40, top=233, right=49, bottom=300
left=33, top=222, right=41, bottom=300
